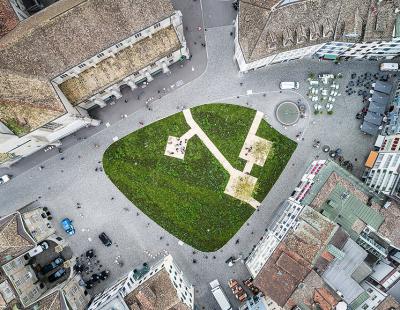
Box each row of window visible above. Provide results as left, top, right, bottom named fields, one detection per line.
left=58, top=22, right=166, bottom=80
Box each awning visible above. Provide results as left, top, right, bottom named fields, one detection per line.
left=374, top=135, right=385, bottom=148
left=361, top=121, right=379, bottom=135
left=323, top=54, right=337, bottom=60
left=365, top=151, right=378, bottom=168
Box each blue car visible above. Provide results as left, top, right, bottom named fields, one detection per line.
left=61, top=218, right=75, bottom=235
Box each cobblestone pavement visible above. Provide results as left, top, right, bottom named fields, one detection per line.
left=0, top=7, right=384, bottom=310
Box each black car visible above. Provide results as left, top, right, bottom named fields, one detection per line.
left=48, top=268, right=66, bottom=283
left=99, top=232, right=112, bottom=246
left=41, top=257, right=64, bottom=274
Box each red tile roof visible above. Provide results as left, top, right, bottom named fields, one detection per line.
left=0, top=0, right=19, bottom=38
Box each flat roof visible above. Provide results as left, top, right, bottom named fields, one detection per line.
left=322, top=239, right=367, bottom=303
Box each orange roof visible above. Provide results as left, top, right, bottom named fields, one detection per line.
left=320, top=250, right=335, bottom=262
left=365, top=151, right=378, bottom=168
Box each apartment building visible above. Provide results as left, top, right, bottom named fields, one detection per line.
left=0, top=206, right=90, bottom=309
left=0, top=0, right=189, bottom=167
left=88, top=254, right=194, bottom=310
left=246, top=160, right=400, bottom=310
left=364, top=135, right=400, bottom=198
left=235, top=0, right=400, bottom=72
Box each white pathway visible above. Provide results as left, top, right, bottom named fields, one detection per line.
left=181, top=109, right=264, bottom=208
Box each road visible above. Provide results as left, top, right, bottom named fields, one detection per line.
left=0, top=1, right=383, bottom=309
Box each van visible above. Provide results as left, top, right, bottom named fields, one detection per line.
left=280, top=81, right=299, bottom=90
left=380, top=63, right=398, bottom=72
left=210, top=279, right=232, bottom=310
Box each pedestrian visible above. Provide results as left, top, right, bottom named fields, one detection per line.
left=230, top=32, right=233, bottom=36
left=124, top=99, right=128, bottom=103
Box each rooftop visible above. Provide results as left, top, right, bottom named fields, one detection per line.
left=322, top=238, right=368, bottom=304
left=59, top=26, right=181, bottom=105
left=285, top=270, right=340, bottom=310
left=376, top=295, right=400, bottom=310
left=0, top=0, right=19, bottom=38
left=0, top=213, right=35, bottom=265
left=0, top=0, right=175, bottom=135
left=124, top=269, right=189, bottom=310
left=254, top=206, right=337, bottom=307
left=304, top=160, right=400, bottom=247
left=238, top=0, right=400, bottom=63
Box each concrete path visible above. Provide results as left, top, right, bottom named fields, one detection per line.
left=183, top=109, right=237, bottom=175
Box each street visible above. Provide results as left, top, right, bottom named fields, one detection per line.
left=0, top=1, right=383, bottom=309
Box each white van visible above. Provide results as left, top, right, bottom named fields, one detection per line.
left=380, top=63, right=398, bottom=72
left=210, top=279, right=232, bottom=310
left=280, top=81, right=299, bottom=90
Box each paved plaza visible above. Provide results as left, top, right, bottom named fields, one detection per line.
left=0, top=3, right=383, bottom=309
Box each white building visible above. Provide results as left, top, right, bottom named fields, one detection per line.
left=365, top=135, right=400, bottom=196
left=245, top=199, right=303, bottom=277
left=88, top=255, right=194, bottom=310
left=235, top=0, right=400, bottom=72
left=0, top=0, right=189, bottom=167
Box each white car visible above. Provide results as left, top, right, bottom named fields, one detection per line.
left=0, top=175, right=11, bottom=185
left=280, top=81, right=299, bottom=90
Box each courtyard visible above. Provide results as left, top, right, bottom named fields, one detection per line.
left=103, top=104, right=297, bottom=251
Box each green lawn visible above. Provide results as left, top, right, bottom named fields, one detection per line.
left=103, top=103, right=297, bottom=251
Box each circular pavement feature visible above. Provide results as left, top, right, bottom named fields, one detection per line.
left=276, top=101, right=300, bottom=126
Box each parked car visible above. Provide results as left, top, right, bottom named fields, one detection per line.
left=0, top=175, right=11, bottom=185
left=279, top=81, right=299, bottom=90
left=41, top=257, right=64, bottom=274
left=25, top=241, right=49, bottom=259
left=98, top=232, right=112, bottom=246
left=61, top=218, right=75, bottom=235
left=48, top=268, right=66, bottom=283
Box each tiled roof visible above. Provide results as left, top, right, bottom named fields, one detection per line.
left=34, top=291, right=62, bottom=310
left=0, top=0, right=175, bottom=134
left=377, top=200, right=400, bottom=248
left=124, top=269, right=189, bottom=310
left=254, top=206, right=337, bottom=307
left=238, top=0, right=400, bottom=63
left=0, top=213, right=34, bottom=264
left=376, top=295, right=400, bottom=310
left=0, top=0, right=19, bottom=38
left=0, top=70, right=66, bottom=136
left=285, top=270, right=339, bottom=310
left=59, top=26, right=181, bottom=105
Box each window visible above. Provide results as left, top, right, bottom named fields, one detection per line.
left=133, top=72, right=139, bottom=77
left=78, top=63, right=86, bottom=69
left=154, top=22, right=161, bottom=29
left=135, top=33, right=142, bottom=39
left=362, top=305, right=369, bottom=310
left=60, top=73, right=68, bottom=79
left=97, top=52, right=105, bottom=58
left=167, top=53, right=173, bottom=58
left=150, top=63, right=157, bottom=68
left=115, top=42, right=123, bottom=48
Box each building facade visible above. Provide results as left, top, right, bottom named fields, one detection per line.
left=235, top=0, right=400, bottom=72
left=0, top=0, right=189, bottom=167
left=88, top=255, right=194, bottom=310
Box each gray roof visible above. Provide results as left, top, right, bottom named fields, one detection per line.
left=368, top=101, right=386, bottom=115
left=322, top=238, right=367, bottom=303
left=364, top=112, right=383, bottom=126
left=238, top=0, right=400, bottom=63
left=371, top=91, right=391, bottom=106
left=361, top=121, right=380, bottom=135
left=374, top=81, right=393, bottom=95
